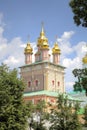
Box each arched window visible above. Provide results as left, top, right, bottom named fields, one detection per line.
left=58, top=81, right=60, bottom=87
left=36, top=80, right=38, bottom=87
left=28, top=81, right=31, bottom=87
left=52, top=80, right=54, bottom=86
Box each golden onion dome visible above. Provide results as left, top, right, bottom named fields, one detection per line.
left=37, top=25, right=48, bottom=47
left=41, top=40, right=49, bottom=50
left=82, top=54, right=87, bottom=64
left=24, top=43, right=33, bottom=54
left=52, top=42, right=61, bottom=54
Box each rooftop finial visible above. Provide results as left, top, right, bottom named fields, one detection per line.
left=55, top=35, right=58, bottom=42
left=41, top=21, right=44, bottom=33
left=41, top=21, right=44, bottom=28
left=40, top=22, right=45, bottom=37
left=27, top=35, right=30, bottom=43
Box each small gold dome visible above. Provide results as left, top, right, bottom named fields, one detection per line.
left=24, top=43, right=33, bottom=54
left=82, top=54, right=87, bottom=64
left=52, top=42, right=61, bottom=54
left=37, top=25, right=48, bottom=48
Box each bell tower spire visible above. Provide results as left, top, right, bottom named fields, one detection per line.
left=52, top=37, right=61, bottom=64
left=24, top=38, right=33, bottom=64
left=35, top=23, right=50, bottom=62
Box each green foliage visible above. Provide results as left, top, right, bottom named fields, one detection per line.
left=49, top=94, right=82, bottom=130
left=29, top=100, right=48, bottom=130
left=83, top=104, right=87, bottom=127
left=69, top=0, right=87, bottom=27
left=72, top=68, right=87, bottom=96
left=32, top=121, right=47, bottom=130
left=26, top=101, right=35, bottom=117
left=35, top=100, right=49, bottom=120
left=0, top=64, right=28, bottom=130
left=36, top=100, right=46, bottom=113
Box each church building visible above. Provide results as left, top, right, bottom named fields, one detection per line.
left=20, top=25, right=65, bottom=104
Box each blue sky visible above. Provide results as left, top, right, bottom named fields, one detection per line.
left=0, top=0, right=87, bottom=92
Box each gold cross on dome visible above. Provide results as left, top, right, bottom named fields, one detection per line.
left=55, top=35, right=58, bottom=42
left=27, top=35, right=30, bottom=42
left=41, top=21, right=44, bottom=28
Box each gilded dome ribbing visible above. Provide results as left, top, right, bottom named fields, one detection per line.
left=37, top=26, right=49, bottom=49
left=52, top=42, right=61, bottom=54
left=82, top=54, right=87, bottom=64
left=24, top=43, right=33, bottom=54
left=41, top=41, right=49, bottom=49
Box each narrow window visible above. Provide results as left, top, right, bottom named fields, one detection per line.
left=58, top=81, right=60, bottom=87
left=52, top=80, right=54, bottom=86
left=28, top=81, right=31, bottom=87
left=36, top=80, right=38, bottom=87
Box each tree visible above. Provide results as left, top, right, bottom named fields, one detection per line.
left=31, top=100, right=48, bottom=130
left=72, top=68, right=87, bottom=96
left=49, top=94, right=82, bottom=130
left=69, top=0, right=87, bottom=27
left=83, top=104, right=87, bottom=127
left=0, top=64, right=28, bottom=130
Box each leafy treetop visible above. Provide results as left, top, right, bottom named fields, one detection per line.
left=69, top=0, right=87, bottom=27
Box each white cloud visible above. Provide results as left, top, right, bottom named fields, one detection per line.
left=61, top=31, right=75, bottom=40
left=57, top=31, right=75, bottom=43
left=4, top=56, right=19, bottom=64
left=0, top=20, right=37, bottom=68
left=73, top=41, right=87, bottom=57
left=65, top=81, right=74, bottom=92
left=62, top=57, right=81, bottom=68
left=63, top=56, right=82, bottom=91
left=62, top=58, right=72, bottom=68
left=57, top=31, right=74, bottom=57
left=0, top=43, right=7, bottom=51
left=0, top=26, right=25, bottom=67
left=2, top=37, right=25, bottom=68
left=82, top=43, right=87, bottom=52
left=20, top=44, right=26, bottom=48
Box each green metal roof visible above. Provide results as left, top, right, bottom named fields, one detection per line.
left=23, top=90, right=58, bottom=97
left=23, top=90, right=82, bottom=101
